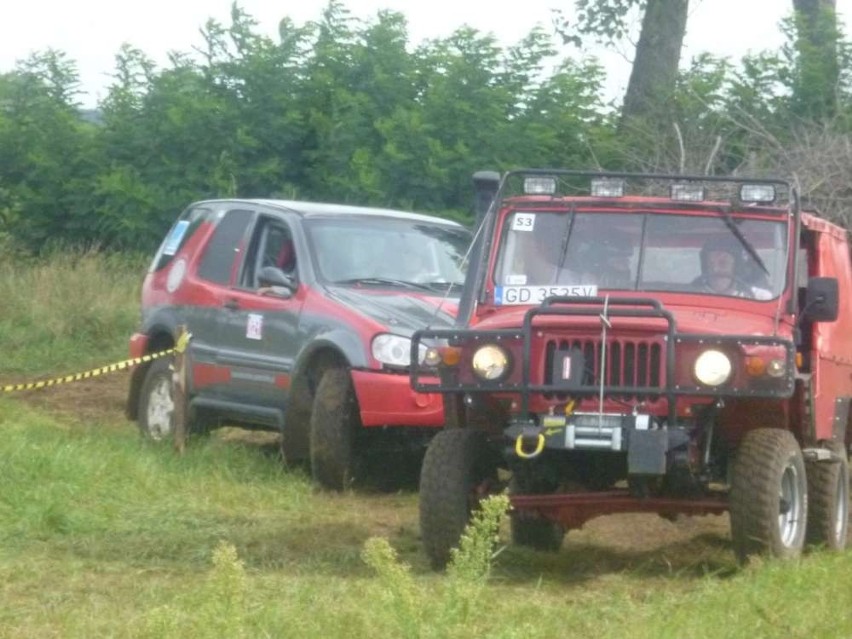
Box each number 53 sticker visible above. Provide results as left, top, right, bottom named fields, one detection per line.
left=512, top=213, right=536, bottom=231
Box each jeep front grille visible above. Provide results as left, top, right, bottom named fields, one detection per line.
left=543, top=338, right=663, bottom=395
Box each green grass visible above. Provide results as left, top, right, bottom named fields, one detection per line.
left=2, top=250, right=852, bottom=638
left=2, top=399, right=852, bottom=638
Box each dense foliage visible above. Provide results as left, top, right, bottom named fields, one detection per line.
left=0, top=1, right=850, bottom=253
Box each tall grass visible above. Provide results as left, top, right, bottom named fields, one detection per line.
left=0, top=246, right=145, bottom=374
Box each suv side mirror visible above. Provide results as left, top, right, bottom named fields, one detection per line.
left=803, top=276, right=839, bottom=322
left=258, top=266, right=297, bottom=298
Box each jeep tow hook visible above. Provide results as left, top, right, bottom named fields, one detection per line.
left=515, top=430, right=546, bottom=460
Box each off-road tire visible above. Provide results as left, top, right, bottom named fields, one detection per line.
left=419, top=428, right=499, bottom=570
left=309, top=367, right=362, bottom=491
left=138, top=357, right=208, bottom=442
left=138, top=357, right=177, bottom=442
left=509, top=466, right=564, bottom=552
left=729, top=428, right=808, bottom=563
left=805, top=441, right=849, bottom=551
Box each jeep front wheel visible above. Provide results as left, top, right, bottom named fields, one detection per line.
left=729, top=428, right=808, bottom=563
left=805, top=441, right=849, bottom=551
left=309, top=367, right=362, bottom=491
left=419, top=428, right=499, bottom=570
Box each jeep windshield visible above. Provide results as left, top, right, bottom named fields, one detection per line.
left=305, top=217, right=469, bottom=290
left=493, top=210, right=788, bottom=302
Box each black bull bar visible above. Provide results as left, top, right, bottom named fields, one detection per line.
left=410, top=296, right=795, bottom=424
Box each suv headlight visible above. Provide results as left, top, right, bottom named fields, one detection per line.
left=372, top=334, right=425, bottom=367
left=472, top=344, right=511, bottom=381
left=694, top=350, right=732, bottom=387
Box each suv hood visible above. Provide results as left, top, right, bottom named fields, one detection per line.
left=328, top=287, right=459, bottom=334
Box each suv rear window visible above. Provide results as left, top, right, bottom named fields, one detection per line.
left=148, top=206, right=214, bottom=272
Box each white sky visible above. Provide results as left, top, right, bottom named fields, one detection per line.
left=2, top=0, right=850, bottom=107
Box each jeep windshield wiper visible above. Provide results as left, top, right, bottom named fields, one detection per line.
left=717, top=207, right=770, bottom=275
left=331, top=277, right=434, bottom=291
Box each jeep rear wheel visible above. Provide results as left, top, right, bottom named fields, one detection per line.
left=805, top=441, right=849, bottom=551
left=729, top=428, right=807, bottom=563
left=309, top=367, right=362, bottom=491
left=138, top=357, right=176, bottom=442
left=419, top=429, right=499, bottom=570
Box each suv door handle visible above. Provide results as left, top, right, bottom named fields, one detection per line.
left=223, top=298, right=239, bottom=310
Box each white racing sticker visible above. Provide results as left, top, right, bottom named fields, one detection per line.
left=166, top=258, right=187, bottom=293
left=162, top=220, right=190, bottom=256
left=494, top=285, right=598, bottom=306
left=511, top=213, right=536, bottom=232
left=246, top=313, right=264, bottom=340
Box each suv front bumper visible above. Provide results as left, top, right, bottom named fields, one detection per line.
left=351, top=370, right=444, bottom=428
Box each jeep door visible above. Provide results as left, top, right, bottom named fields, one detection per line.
left=216, top=214, right=306, bottom=409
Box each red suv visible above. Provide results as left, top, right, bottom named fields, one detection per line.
left=126, top=199, right=470, bottom=489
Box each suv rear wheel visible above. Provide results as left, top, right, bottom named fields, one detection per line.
left=729, top=428, right=807, bottom=563
left=805, top=441, right=849, bottom=551
left=138, top=358, right=176, bottom=442
left=309, top=367, right=362, bottom=491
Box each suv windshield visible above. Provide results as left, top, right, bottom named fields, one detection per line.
left=305, top=217, right=469, bottom=288
left=494, top=211, right=788, bottom=300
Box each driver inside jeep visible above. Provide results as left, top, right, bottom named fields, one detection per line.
left=692, top=236, right=773, bottom=300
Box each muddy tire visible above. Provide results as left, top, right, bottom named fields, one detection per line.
left=309, top=367, right=362, bottom=491
left=729, top=428, right=808, bottom=563
left=138, top=357, right=177, bottom=442
left=419, top=429, right=499, bottom=570
left=805, top=441, right=849, bottom=551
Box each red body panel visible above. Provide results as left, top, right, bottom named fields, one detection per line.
left=351, top=370, right=443, bottom=427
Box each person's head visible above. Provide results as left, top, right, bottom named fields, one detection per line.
left=700, top=236, right=741, bottom=292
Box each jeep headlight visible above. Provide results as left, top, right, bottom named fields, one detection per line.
left=694, top=350, right=732, bottom=387
left=471, top=344, right=511, bottom=381
left=372, top=334, right=426, bottom=367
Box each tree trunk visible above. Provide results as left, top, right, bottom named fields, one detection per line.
left=620, top=0, right=689, bottom=125
left=792, top=0, right=838, bottom=120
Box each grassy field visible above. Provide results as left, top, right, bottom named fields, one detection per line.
left=2, top=251, right=852, bottom=638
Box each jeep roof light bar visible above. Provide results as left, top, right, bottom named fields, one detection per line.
left=499, top=168, right=793, bottom=211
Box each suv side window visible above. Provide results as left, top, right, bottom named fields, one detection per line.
left=197, top=209, right=254, bottom=285
left=241, top=217, right=296, bottom=289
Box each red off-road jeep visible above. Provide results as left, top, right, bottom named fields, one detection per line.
left=125, top=198, right=470, bottom=490
left=411, top=169, right=852, bottom=567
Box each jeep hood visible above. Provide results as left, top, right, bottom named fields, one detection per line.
left=327, top=287, right=459, bottom=334
left=473, top=299, right=786, bottom=338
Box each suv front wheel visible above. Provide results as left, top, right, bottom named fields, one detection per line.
left=309, top=367, right=362, bottom=491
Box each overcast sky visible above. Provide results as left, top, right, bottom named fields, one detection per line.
left=2, top=0, right=850, bottom=107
